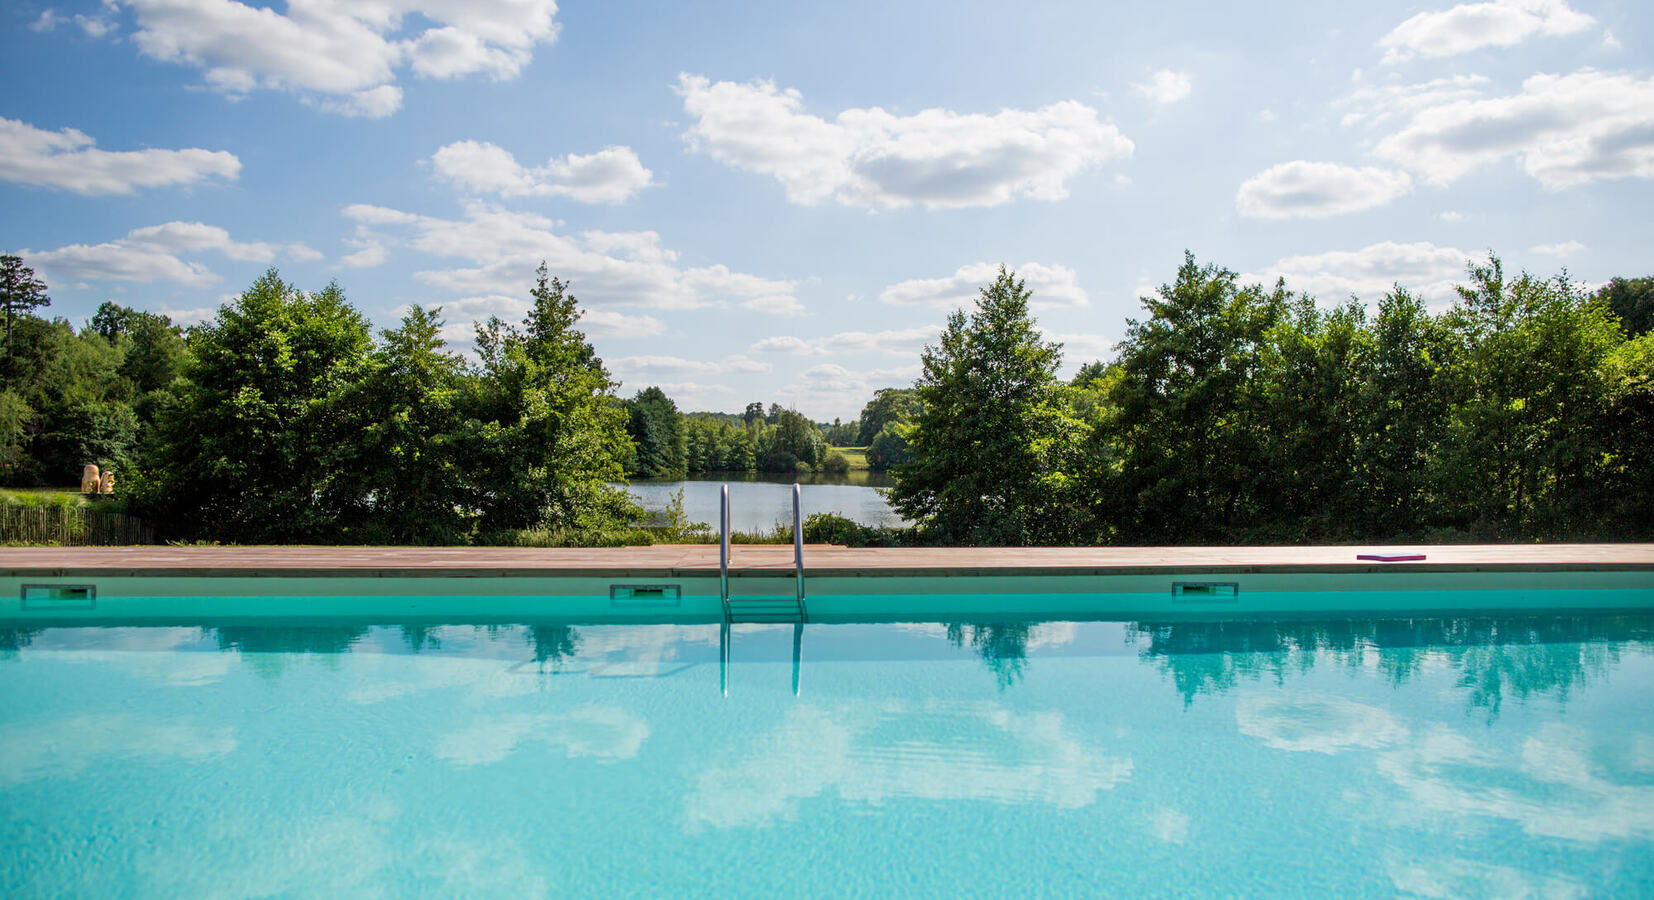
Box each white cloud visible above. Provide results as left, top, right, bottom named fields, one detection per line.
left=0, top=117, right=239, bottom=195
left=116, top=0, right=561, bottom=118
left=22, top=220, right=316, bottom=287
left=879, top=261, right=1088, bottom=310
left=751, top=326, right=937, bottom=358
left=772, top=363, right=924, bottom=420
left=33, top=8, right=117, bottom=37
left=610, top=354, right=771, bottom=378
left=1336, top=74, right=1491, bottom=128
left=1379, top=0, right=1596, bottom=63
left=430, top=140, right=654, bottom=204
left=1248, top=240, right=1471, bottom=304
left=1131, top=69, right=1192, bottom=105
left=1375, top=69, right=1654, bottom=188
left=338, top=238, right=388, bottom=269
left=1437, top=210, right=1465, bottom=222
left=1235, top=161, right=1413, bottom=219
left=342, top=203, right=803, bottom=314
left=676, top=74, right=1132, bottom=209
left=1530, top=240, right=1584, bottom=256
left=433, top=707, right=647, bottom=767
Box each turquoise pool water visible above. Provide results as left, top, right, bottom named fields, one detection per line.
left=3, top=612, right=1652, bottom=897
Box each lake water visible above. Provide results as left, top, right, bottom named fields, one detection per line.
left=623, top=473, right=904, bottom=531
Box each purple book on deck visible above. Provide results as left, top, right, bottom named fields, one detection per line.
left=1356, top=553, right=1428, bottom=562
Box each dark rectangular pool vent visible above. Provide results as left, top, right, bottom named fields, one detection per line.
left=1171, top=582, right=1239, bottom=603
left=610, top=584, right=682, bottom=607
left=21, top=584, right=97, bottom=610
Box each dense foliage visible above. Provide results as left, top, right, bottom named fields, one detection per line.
left=3, top=250, right=1650, bottom=547
left=892, top=254, right=1654, bottom=545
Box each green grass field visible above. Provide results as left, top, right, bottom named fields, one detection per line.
left=827, top=446, right=869, bottom=470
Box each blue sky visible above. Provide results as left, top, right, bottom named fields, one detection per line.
left=3, top=0, right=1650, bottom=420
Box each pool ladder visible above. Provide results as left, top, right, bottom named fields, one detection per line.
left=718, top=483, right=808, bottom=625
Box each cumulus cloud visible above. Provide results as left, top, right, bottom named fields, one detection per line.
left=879, top=262, right=1088, bottom=310
left=1247, top=240, right=1472, bottom=304
left=1235, top=161, right=1413, bottom=219
left=1379, top=0, right=1596, bottom=63
left=609, top=354, right=770, bottom=379
left=1374, top=69, right=1654, bottom=189
left=0, top=117, right=240, bottom=195
left=676, top=74, right=1132, bottom=209
left=1336, top=74, right=1491, bottom=128
left=338, top=238, right=388, bottom=269
left=1131, top=69, right=1192, bottom=105
left=22, top=220, right=317, bottom=287
left=341, top=202, right=803, bottom=314
left=115, top=0, right=561, bottom=117
left=1530, top=240, right=1584, bottom=256
left=750, top=326, right=937, bottom=358
left=430, top=140, right=654, bottom=204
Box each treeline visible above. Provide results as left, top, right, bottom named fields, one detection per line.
left=883, top=258, right=1653, bottom=545
left=1, top=263, right=643, bottom=544
left=624, top=393, right=847, bottom=477
left=3, top=249, right=1651, bottom=547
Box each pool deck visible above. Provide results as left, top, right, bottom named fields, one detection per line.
left=1, top=544, right=1652, bottom=578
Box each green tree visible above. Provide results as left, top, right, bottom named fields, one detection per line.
left=624, top=386, right=687, bottom=478
left=1596, top=276, right=1653, bottom=337
left=0, top=256, right=49, bottom=352
left=137, top=270, right=373, bottom=542
left=1437, top=257, right=1622, bottom=537
left=467, top=265, right=637, bottom=533
left=855, top=388, right=921, bottom=445
left=864, top=421, right=910, bottom=471
left=1092, top=253, right=1288, bottom=543
left=1352, top=287, right=1452, bottom=537
left=889, top=266, right=1083, bottom=544
left=346, top=305, right=473, bottom=544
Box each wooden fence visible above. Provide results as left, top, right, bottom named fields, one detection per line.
left=0, top=504, right=155, bottom=546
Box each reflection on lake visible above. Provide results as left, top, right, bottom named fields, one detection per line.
left=622, top=472, right=904, bottom=531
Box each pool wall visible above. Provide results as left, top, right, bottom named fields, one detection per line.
left=3, top=565, right=1652, bottom=624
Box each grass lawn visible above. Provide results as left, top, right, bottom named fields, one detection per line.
left=0, top=487, right=92, bottom=507
left=828, top=446, right=869, bottom=470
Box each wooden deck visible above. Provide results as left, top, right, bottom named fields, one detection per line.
left=1, top=544, right=1652, bottom=578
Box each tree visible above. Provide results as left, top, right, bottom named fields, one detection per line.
left=865, top=422, right=911, bottom=471
left=137, top=270, right=373, bottom=542
left=0, top=256, right=49, bottom=352
left=1091, top=253, right=1288, bottom=543
left=1436, top=257, right=1621, bottom=537
left=345, top=305, right=473, bottom=544
left=624, top=386, right=687, bottom=478
left=889, top=266, right=1084, bottom=545
left=467, top=264, right=637, bottom=533
left=855, top=388, right=921, bottom=445
left=1596, top=276, right=1654, bottom=337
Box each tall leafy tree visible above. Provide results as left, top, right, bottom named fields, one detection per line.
left=1437, top=257, right=1621, bottom=537
left=137, top=270, right=373, bottom=542
left=0, top=256, right=49, bottom=352
left=890, top=266, right=1083, bottom=545
left=855, top=388, right=921, bottom=445
left=624, top=386, right=687, bottom=478
left=1596, top=276, right=1654, bottom=337
left=468, top=264, right=637, bottom=533
left=345, top=305, right=473, bottom=544
left=1352, top=287, right=1452, bottom=537
left=1092, top=253, right=1288, bottom=543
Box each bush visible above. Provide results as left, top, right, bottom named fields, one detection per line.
left=801, top=512, right=915, bottom=547
left=818, top=450, right=850, bottom=474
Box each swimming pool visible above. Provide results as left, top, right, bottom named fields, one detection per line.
left=4, top=592, right=1653, bottom=896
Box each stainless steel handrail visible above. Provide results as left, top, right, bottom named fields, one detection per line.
left=719, top=484, right=730, bottom=618
left=792, top=483, right=807, bottom=622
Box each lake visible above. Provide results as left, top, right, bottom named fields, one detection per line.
left=622, top=472, right=904, bottom=532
